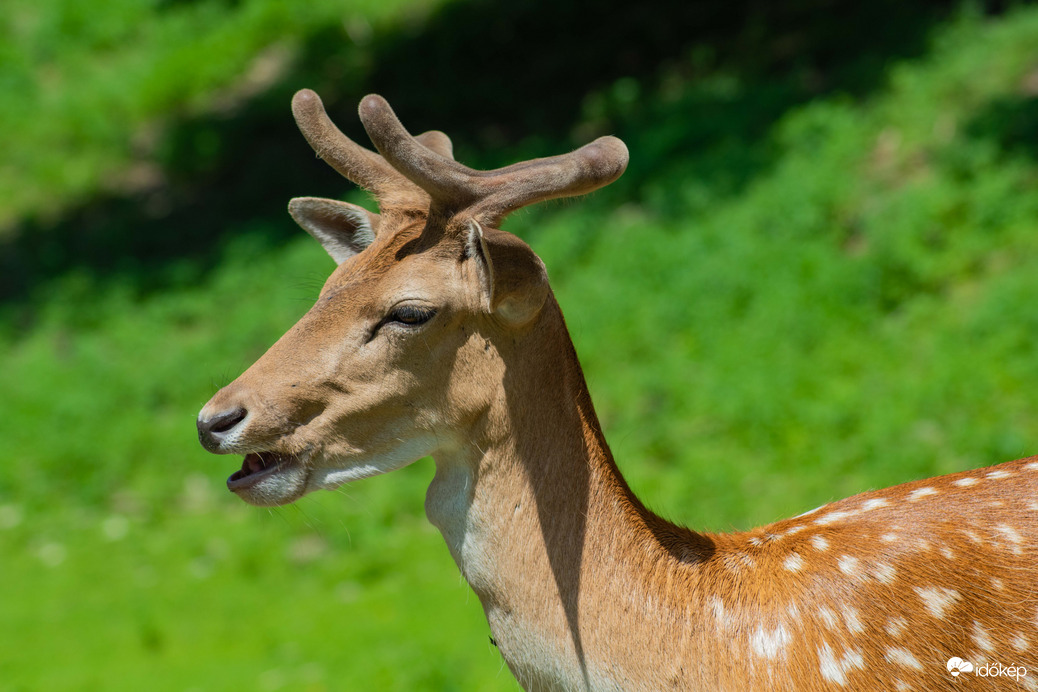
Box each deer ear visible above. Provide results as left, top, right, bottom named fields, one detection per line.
left=466, top=221, right=549, bottom=327
left=288, top=197, right=378, bottom=264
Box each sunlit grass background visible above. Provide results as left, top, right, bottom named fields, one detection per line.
left=2, top=1, right=1038, bottom=689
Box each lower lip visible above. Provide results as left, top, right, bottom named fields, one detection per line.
left=227, top=460, right=283, bottom=491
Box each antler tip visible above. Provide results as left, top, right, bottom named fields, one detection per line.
left=584, top=136, right=630, bottom=184
left=359, top=93, right=390, bottom=119
left=292, top=88, right=319, bottom=106
left=291, top=88, right=327, bottom=124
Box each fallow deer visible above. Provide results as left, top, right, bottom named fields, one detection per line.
left=198, top=89, right=1038, bottom=691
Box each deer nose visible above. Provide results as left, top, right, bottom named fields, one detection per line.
left=197, top=407, right=248, bottom=452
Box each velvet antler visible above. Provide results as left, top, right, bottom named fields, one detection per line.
left=292, top=89, right=628, bottom=228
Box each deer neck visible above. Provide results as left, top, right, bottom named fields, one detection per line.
left=425, top=299, right=714, bottom=690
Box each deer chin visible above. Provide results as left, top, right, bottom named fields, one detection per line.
left=227, top=451, right=310, bottom=506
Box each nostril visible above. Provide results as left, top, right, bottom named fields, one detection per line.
left=207, top=407, right=248, bottom=435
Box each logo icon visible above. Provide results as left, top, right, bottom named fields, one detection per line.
left=947, top=657, right=975, bottom=677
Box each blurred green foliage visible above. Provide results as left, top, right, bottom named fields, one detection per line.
left=2, top=0, right=1038, bottom=689
left=0, top=0, right=441, bottom=230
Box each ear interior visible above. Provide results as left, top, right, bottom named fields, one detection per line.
left=466, top=221, right=549, bottom=327
left=466, top=221, right=495, bottom=312
left=288, top=197, right=379, bottom=264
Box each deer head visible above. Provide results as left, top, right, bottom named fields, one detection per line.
left=197, top=90, right=628, bottom=507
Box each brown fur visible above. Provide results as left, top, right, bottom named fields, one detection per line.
left=198, top=92, right=1038, bottom=691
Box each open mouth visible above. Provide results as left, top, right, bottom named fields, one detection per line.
left=227, top=452, right=299, bottom=490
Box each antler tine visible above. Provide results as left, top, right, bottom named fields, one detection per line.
left=358, top=93, right=629, bottom=226
left=415, top=130, right=455, bottom=160
left=292, top=89, right=398, bottom=195
left=469, top=136, right=629, bottom=224
left=359, top=94, right=480, bottom=211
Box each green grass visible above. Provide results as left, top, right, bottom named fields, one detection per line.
left=0, top=493, right=499, bottom=691
left=3, top=3, right=1038, bottom=690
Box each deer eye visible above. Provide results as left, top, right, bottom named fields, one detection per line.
left=385, top=304, right=436, bottom=327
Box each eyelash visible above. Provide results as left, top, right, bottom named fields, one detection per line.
left=384, top=305, right=436, bottom=328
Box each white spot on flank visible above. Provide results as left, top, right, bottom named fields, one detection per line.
left=860, top=498, right=889, bottom=511
left=995, top=525, right=1025, bottom=555
left=783, top=525, right=807, bottom=538
left=783, top=553, right=804, bottom=572
left=940, top=546, right=955, bottom=560
left=962, top=529, right=983, bottom=544
left=914, top=586, right=961, bottom=619
left=986, top=469, right=1012, bottom=479
left=811, top=535, right=830, bottom=552
left=818, top=643, right=846, bottom=686
left=722, top=552, right=756, bottom=572
left=818, top=606, right=838, bottom=630
left=837, top=555, right=860, bottom=577
left=990, top=577, right=1004, bottom=591
left=815, top=510, right=855, bottom=526
left=973, top=622, right=995, bottom=652
left=894, top=681, right=911, bottom=692
left=750, top=624, right=792, bottom=659
left=873, top=563, right=896, bottom=585
left=879, top=533, right=899, bottom=543
left=1028, top=501, right=1038, bottom=512
left=953, top=476, right=979, bottom=487
left=995, top=524, right=1024, bottom=544
left=842, top=605, right=864, bottom=634
left=1025, top=461, right=1038, bottom=471
left=908, top=487, right=938, bottom=501
left=885, top=618, right=907, bottom=638
left=710, top=596, right=727, bottom=627
left=885, top=647, right=922, bottom=670
left=818, top=642, right=864, bottom=685
left=1012, top=634, right=1029, bottom=651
